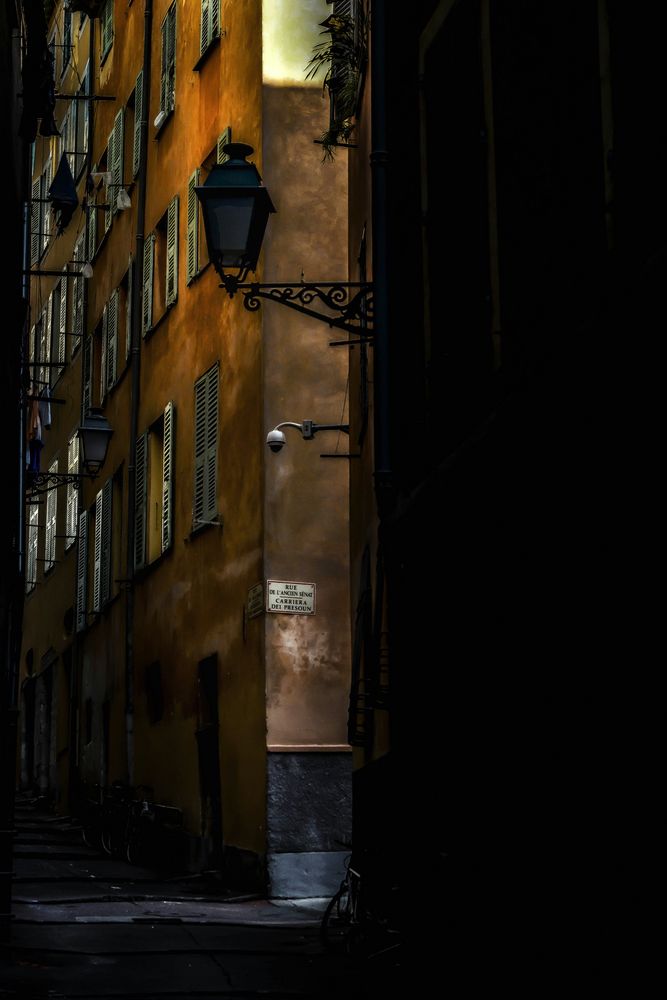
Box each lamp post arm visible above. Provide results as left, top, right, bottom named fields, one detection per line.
left=222, top=280, right=373, bottom=338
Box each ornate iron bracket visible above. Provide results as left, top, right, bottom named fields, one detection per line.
left=26, top=472, right=90, bottom=496
left=220, top=277, right=374, bottom=337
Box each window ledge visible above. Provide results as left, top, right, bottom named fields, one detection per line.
left=187, top=515, right=223, bottom=541
left=143, top=300, right=174, bottom=341
left=186, top=260, right=212, bottom=287
left=154, top=107, right=174, bottom=139
left=193, top=34, right=220, bottom=72
left=134, top=546, right=171, bottom=582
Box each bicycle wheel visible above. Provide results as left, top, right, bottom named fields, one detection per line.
left=320, top=881, right=354, bottom=950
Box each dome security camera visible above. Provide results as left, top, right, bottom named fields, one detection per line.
left=266, top=428, right=287, bottom=453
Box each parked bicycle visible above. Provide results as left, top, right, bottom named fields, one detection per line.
left=320, top=849, right=400, bottom=961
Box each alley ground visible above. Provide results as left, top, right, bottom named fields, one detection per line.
left=0, top=795, right=394, bottom=998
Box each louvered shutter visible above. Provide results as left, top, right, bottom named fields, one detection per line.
left=26, top=505, right=38, bottom=593
left=200, top=0, right=210, bottom=54
left=205, top=366, right=219, bottom=521
left=142, top=235, right=154, bottom=335
left=42, top=158, right=52, bottom=252
left=162, top=401, right=174, bottom=552
left=102, top=0, right=113, bottom=56
left=100, top=307, right=108, bottom=404
left=72, top=233, right=85, bottom=350
left=107, top=289, right=119, bottom=388
left=217, top=126, right=232, bottom=164
left=82, top=335, right=93, bottom=416
left=193, top=365, right=218, bottom=526
left=166, top=6, right=176, bottom=110
left=100, top=478, right=113, bottom=606
left=126, top=255, right=133, bottom=359
left=211, top=0, right=220, bottom=41
left=186, top=170, right=199, bottom=284
left=44, top=460, right=57, bottom=571
left=31, top=178, right=40, bottom=265
left=58, top=269, right=67, bottom=366
left=133, top=69, right=143, bottom=178
left=104, top=135, right=113, bottom=233
left=93, top=488, right=102, bottom=612
left=76, top=509, right=88, bottom=631
left=166, top=196, right=178, bottom=306
left=134, top=431, right=148, bottom=570
left=111, top=108, right=124, bottom=216
left=87, top=181, right=97, bottom=258
left=66, top=435, right=79, bottom=549
left=40, top=303, right=51, bottom=387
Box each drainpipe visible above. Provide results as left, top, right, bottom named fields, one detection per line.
left=124, top=0, right=153, bottom=786
left=370, top=1, right=392, bottom=514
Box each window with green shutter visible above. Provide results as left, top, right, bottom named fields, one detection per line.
left=193, top=364, right=219, bottom=529
left=200, top=0, right=220, bottom=56
left=93, top=478, right=113, bottom=611
left=44, top=459, right=58, bottom=572
left=142, top=234, right=154, bottom=336
left=26, top=504, right=39, bottom=594
left=66, top=433, right=79, bottom=551
left=76, top=509, right=88, bottom=631
left=110, top=108, right=124, bottom=217
left=186, top=169, right=200, bottom=284
left=132, top=70, right=143, bottom=179
left=101, top=0, right=114, bottom=62
left=160, top=4, right=176, bottom=115
left=134, top=402, right=175, bottom=568
left=162, top=401, right=174, bottom=552
left=165, top=196, right=179, bottom=306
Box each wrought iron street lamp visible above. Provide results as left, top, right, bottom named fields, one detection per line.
left=27, top=408, right=113, bottom=495
left=195, top=144, right=373, bottom=336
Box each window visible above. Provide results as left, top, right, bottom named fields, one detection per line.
left=30, top=160, right=52, bottom=265
left=193, top=364, right=219, bottom=529
left=76, top=508, right=88, bottom=632
left=159, top=4, right=176, bottom=117
left=44, top=460, right=58, bottom=572
left=108, top=108, right=125, bottom=218
left=92, top=478, right=113, bottom=612
left=61, top=9, right=72, bottom=77
left=101, top=0, right=114, bottom=62
left=71, top=231, right=86, bottom=353
left=66, top=433, right=79, bottom=552
left=82, top=332, right=93, bottom=415
left=186, top=129, right=231, bottom=284
left=100, top=289, right=119, bottom=401
left=132, top=69, right=144, bottom=179
left=200, top=0, right=220, bottom=57
left=134, top=401, right=175, bottom=570
left=37, top=303, right=51, bottom=389
left=26, top=504, right=39, bottom=594
left=50, top=274, right=68, bottom=385
left=142, top=196, right=179, bottom=334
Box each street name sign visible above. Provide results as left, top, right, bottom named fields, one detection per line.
left=266, top=580, right=316, bottom=615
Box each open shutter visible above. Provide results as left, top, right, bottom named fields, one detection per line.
left=44, top=460, right=58, bottom=571
left=211, top=0, right=220, bottom=41
left=66, top=435, right=79, bottom=549
left=162, top=401, right=174, bottom=552
left=40, top=303, right=51, bottom=387
left=217, top=126, right=232, bottom=164
left=76, top=509, right=88, bottom=632
left=58, top=269, right=68, bottom=365
left=205, top=365, right=219, bottom=521
left=160, top=15, right=168, bottom=113
left=26, top=506, right=38, bottom=593
left=126, top=255, right=133, bottom=360
left=107, top=289, right=119, bottom=388
left=99, top=306, right=108, bottom=404
left=166, top=6, right=176, bottom=110
left=104, top=136, right=113, bottom=233
left=111, top=108, right=124, bottom=216
left=82, top=335, right=93, bottom=416
left=72, top=233, right=85, bottom=350
left=87, top=179, right=97, bottom=258
left=186, top=170, right=199, bottom=284
left=102, top=0, right=113, bottom=56
left=100, top=477, right=113, bottom=606
left=134, top=431, right=148, bottom=570
left=93, top=489, right=102, bottom=612
left=200, top=0, right=210, bottom=54
left=133, top=69, right=143, bottom=178
left=31, top=178, right=40, bottom=265
left=193, top=364, right=218, bottom=526
left=142, top=235, right=154, bottom=335
left=42, top=157, right=52, bottom=252
left=166, top=195, right=178, bottom=306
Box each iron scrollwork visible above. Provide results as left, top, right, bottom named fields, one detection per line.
left=220, top=277, right=374, bottom=337
left=26, top=471, right=86, bottom=496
